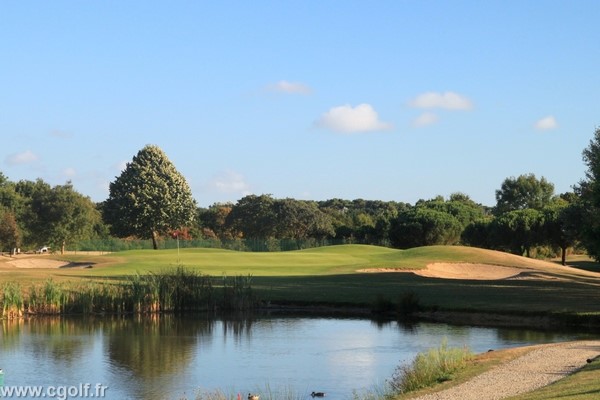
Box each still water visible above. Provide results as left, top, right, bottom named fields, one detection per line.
left=0, top=315, right=594, bottom=400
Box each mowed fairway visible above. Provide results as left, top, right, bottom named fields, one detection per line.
left=2, top=244, right=600, bottom=316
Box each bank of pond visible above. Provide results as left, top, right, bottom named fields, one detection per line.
left=4, top=267, right=600, bottom=333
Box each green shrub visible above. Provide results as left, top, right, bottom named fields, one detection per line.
left=389, top=339, right=472, bottom=394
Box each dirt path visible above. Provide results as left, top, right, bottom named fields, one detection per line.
left=413, top=340, right=600, bottom=400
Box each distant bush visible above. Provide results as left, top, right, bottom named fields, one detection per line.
left=398, top=291, right=422, bottom=316
left=372, top=294, right=395, bottom=314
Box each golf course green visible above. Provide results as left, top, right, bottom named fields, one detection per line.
left=3, top=244, right=600, bottom=321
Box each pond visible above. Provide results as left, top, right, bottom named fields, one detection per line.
left=0, top=315, right=595, bottom=399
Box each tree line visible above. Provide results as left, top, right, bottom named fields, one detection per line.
left=2, top=128, right=600, bottom=263
left=196, top=180, right=576, bottom=265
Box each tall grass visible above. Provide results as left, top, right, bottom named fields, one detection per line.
left=189, top=385, right=305, bottom=400
left=220, top=274, right=254, bottom=310
left=2, top=282, right=23, bottom=319
left=27, top=279, right=65, bottom=314
left=351, top=383, right=395, bottom=400
left=0, top=267, right=258, bottom=318
left=389, top=339, right=473, bottom=394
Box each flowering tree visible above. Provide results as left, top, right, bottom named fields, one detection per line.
left=103, top=145, right=196, bottom=249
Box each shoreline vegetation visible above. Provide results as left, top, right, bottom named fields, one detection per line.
left=3, top=280, right=600, bottom=331
left=1, top=268, right=257, bottom=319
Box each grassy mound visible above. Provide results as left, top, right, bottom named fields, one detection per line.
left=55, top=244, right=587, bottom=277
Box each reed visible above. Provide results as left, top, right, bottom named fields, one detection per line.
left=26, top=279, right=64, bottom=314
left=128, top=266, right=215, bottom=313
left=68, top=282, right=96, bottom=314
left=221, top=274, right=255, bottom=310
left=1, top=267, right=256, bottom=318
left=43, top=279, right=64, bottom=314
left=127, top=273, right=150, bottom=313
left=1, top=282, right=23, bottom=319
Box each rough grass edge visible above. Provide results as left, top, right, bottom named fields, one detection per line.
left=389, top=339, right=473, bottom=394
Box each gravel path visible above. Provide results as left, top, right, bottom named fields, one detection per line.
left=413, top=340, right=600, bottom=400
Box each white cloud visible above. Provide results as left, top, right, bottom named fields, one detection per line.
left=412, top=112, right=439, bottom=127
left=210, top=170, right=251, bottom=194
left=269, top=80, right=312, bottom=94
left=62, top=167, right=77, bottom=178
left=409, top=91, right=473, bottom=110
left=315, top=103, right=392, bottom=133
left=51, top=130, right=73, bottom=139
left=5, top=150, right=39, bottom=166
left=534, top=115, right=558, bottom=130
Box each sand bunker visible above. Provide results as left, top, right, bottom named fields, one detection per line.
left=6, top=258, right=71, bottom=269
left=359, top=263, right=527, bottom=280
left=415, top=263, right=526, bottom=280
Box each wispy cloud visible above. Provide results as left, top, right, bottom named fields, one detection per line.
left=5, top=150, right=39, bottom=166
left=534, top=115, right=558, bottom=131
left=409, top=91, right=473, bottom=110
left=412, top=112, right=439, bottom=127
left=50, top=130, right=73, bottom=139
left=268, top=80, right=312, bottom=94
left=62, top=167, right=77, bottom=178
left=210, top=170, right=251, bottom=194
left=315, top=103, right=392, bottom=133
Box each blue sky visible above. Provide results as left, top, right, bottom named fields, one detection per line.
left=2, top=1, right=599, bottom=207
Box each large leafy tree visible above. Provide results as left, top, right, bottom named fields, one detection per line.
left=389, top=207, right=462, bottom=249
left=0, top=208, right=20, bottom=254
left=0, top=174, right=26, bottom=249
left=494, top=174, right=555, bottom=215
left=461, top=218, right=493, bottom=249
left=225, top=194, right=277, bottom=239
left=14, top=179, right=52, bottom=247
left=490, top=208, right=544, bottom=257
left=542, top=199, right=581, bottom=265
left=197, top=203, right=236, bottom=240
left=3, top=179, right=101, bottom=252
left=317, top=198, right=404, bottom=244
left=417, top=193, right=487, bottom=229
left=30, top=182, right=101, bottom=253
left=578, top=127, right=600, bottom=260
left=273, top=198, right=335, bottom=240
left=103, top=145, right=197, bottom=249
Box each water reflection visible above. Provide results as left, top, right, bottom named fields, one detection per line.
left=0, top=315, right=596, bottom=400
left=106, top=315, right=208, bottom=378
